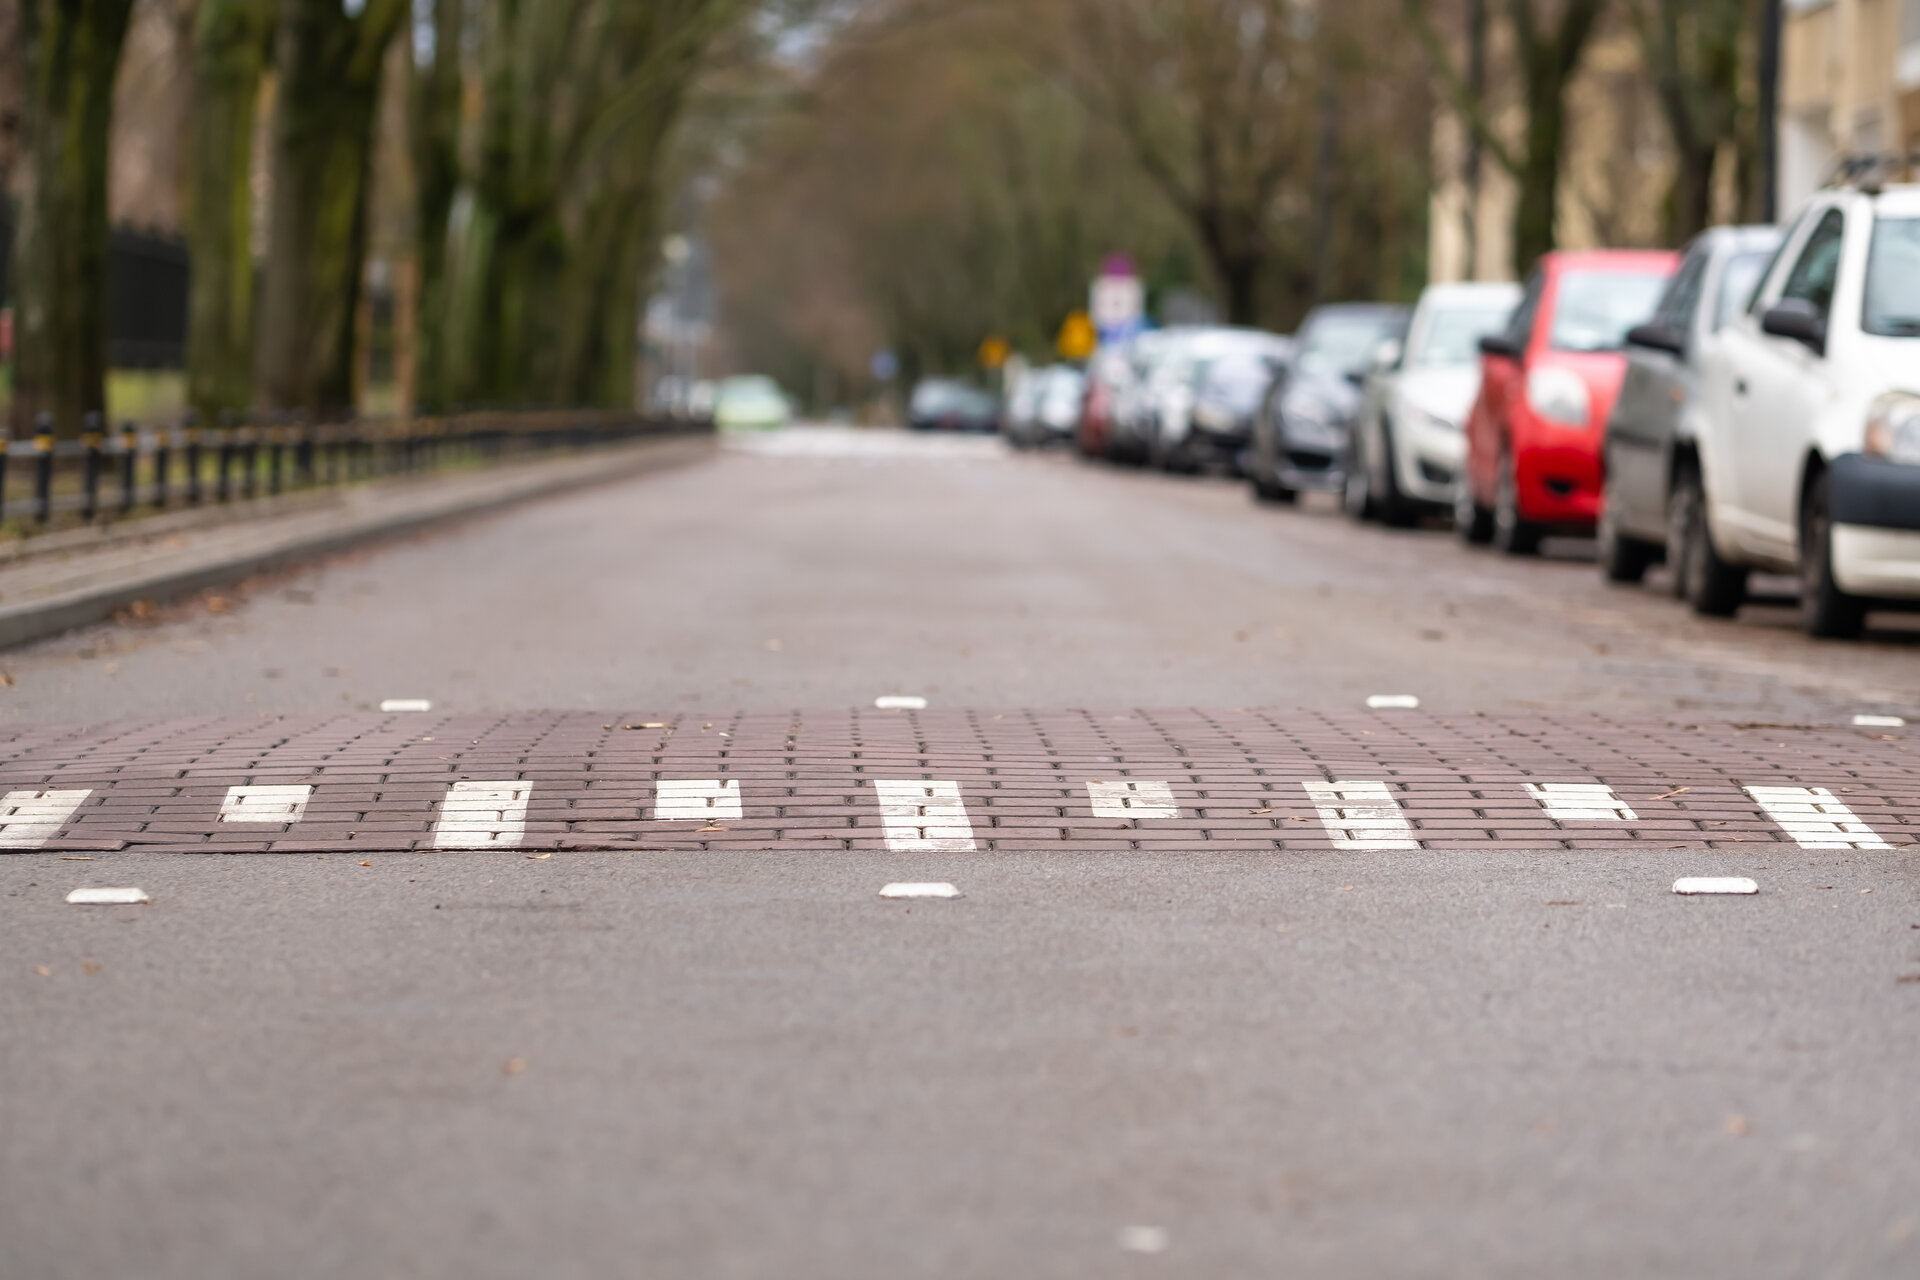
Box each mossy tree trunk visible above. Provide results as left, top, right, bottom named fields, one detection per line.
left=410, top=0, right=464, bottom=413
left=253, top=0, right=405, bottom=417
left=9, top=0, right=136, bottom=437
left=185, top=0, right=275, bottom=424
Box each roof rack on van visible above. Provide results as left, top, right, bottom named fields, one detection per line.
left=1823, top=152, right=1920, bottom=195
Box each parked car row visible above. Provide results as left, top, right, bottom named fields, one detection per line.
left=1049, top=175, right=1920, bottom=639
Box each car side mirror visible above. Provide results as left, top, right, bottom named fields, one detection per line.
left=1371, top=339, right=1403, bottom=373
left=1761, top=300, right=1827, bottom=356
left=1625, top=323, right=1686, bottom=357
left=1478, top=333, right=1521, bottom=360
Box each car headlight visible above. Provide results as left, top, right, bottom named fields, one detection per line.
left=1526, top=367, right=1590, bottom=429
left=1864, top=392, right=1920, bottom=465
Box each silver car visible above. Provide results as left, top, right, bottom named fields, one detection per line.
left=1597, top=224, right=1782, bottom=588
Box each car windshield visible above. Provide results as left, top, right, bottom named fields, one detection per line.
left=1415, top=305, right=1514, bottom=367
left=1713, top=251, right=1773, bottom=331
left=1864, top=216, right=1920, bottom=337
left=1298, top=315, right=1397, bottom=378
left=1549, top=270, right=1671, bottom=352
left=911, top=381, right=976, bottom=413
left=1200, top=355, right=1274, bottom=410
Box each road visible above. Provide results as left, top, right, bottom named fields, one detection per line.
left=4, top=428, right=1919, bottom=1278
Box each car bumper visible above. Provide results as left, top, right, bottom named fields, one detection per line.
left=1516, top=435, right=1602, bottom=527
left=1394, top=418, right=1465, bottom=505
left=1833, top=525, right=1920, bottom=599
left=1829, top=453, right=1920, bottom=532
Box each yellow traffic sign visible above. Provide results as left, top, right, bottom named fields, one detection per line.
left=1056, top=310, right=1097, bottom=361
left=977, top=335, right=1010, bottom=369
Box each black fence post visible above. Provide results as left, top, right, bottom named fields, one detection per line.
left=118, top=420, right=138, bottom=515
left=216, top=410, right=234, bottom=503
left=184, top=410, right=202, bottom=505
left=34, top=412, right=56, bottom=526
left=239, top=414, right=258, bottom=500
left=294, top=415, right=314, bottom=487
left=266, top=414, right=284, bottom=496
left=153, top=420, right=171, bottom=510
left=81, top=412, right=103, bottom=523
left=0, top=425, right=10, bottom=525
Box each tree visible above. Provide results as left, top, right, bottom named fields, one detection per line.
left=1629, top=0, right=1755, bottom=239
left=9, top=0, right=137, bottom=436
left=254, top=0, right=407, bottom=417
left=1411, top=0, right=1611, bottom=274
left=409, top=0, right=463, bottom=412
left=185, top=0, right=275, bottom=422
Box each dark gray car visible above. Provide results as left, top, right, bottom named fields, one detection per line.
left=1246, top=304, right=1408, bottom=502
left=1597, top=225, right=1782, bottom=588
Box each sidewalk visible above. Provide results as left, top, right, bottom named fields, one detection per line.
left=0, top=434, right=713, bottom=650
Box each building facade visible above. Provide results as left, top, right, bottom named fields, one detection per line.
left=1779, top=0, right=1920, bottom=213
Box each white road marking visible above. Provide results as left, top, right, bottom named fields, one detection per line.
left=879, top=882, right=962, bottom=899
left=654, top=779, right=743, bottom=821
left=1854, top=714, right=1906, bottom=727
left=67, top=887, right=149, bottom=905
left=380, top=699, right=433, bottom=712
left=219, top=784, right=313, bottom=824
left=1086, top=780, right=1178, bottom=819
left=874, top=780, right=977, bottom=852
left=874, top=695, right=928, bottom=710
left=1525, top=782, right=1637, bottom=822
left=725, top=426, right=1006, bottom=460
left=1117, top=1226, right=1170, bottom=1255
left=1674, top=877, right=1758, bottom=895
left=1301, top=780, right=1419, bottom=850
left=1745, top=785, right=1891, bottom=850
left=0, top=789, right=92, bottom=848
left=433, top=781, right=533, bottom=849
left=1366, top=694, right=1420, bottom=709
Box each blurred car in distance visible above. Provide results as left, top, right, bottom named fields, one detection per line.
left=1457, top=249, right=1678, bottom=553
left=1246, top=304, right=1408, bottom=503
left=1598, top=224, right=1781, bottom=588
left=1004, top=365, right=1088, bottom=448
left=1346, top=282, right=1520, bottom=525
left=713, top=375, right=791, bottom=431
left=908, top=378, right=1000, bottom=432
left=1151, top=330, right=1293, bottom=473
left=1684, top=179, right=1920, bottom=636
left=1076, top=344, right=1135, bottom=458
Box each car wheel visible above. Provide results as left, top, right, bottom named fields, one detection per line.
left=1342, top=432, right=1376, bottom=521
left=1679, top=468, right=1746, bottom=617
left=1491, top=446, right=1541, bottom=556
left=1665, top=474, right=1696, bottom=601
left=1597, top=474, right=1656, bottom=584
left=1454, top=474, right=1494, bottom=544
left=1800, top=470, right=1867, bottom=639
left=1373, top=423, right=1417, bottom=528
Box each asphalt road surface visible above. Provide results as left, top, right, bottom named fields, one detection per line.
left=5, top=428, right=1919, bottom=1278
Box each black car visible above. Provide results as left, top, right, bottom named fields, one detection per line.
left=1246, top=304, right=1408, bottom=502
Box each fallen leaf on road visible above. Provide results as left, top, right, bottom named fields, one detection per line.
left=1650, top=787, right=1691, bottom=800
left=1724, top=1114, right=1750, bottom=1137
left=60, top=856, right=92, bottom=861
left=698, top=824, right=725, bottom=833
left=82, top=962, right=101, bottom=976
left=0, top=672, right=14, bottom=686
left=527, top=853, right=551, bottom=860
left=360, top=861, right=372, bottom=867
left=33, top=966, right=50, bottom=977
left=503, top=1057, right=526, bottom=1076
left=206, top=596, right=231, bottom=614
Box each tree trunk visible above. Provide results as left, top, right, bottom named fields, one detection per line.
left=9, top=0, right=136, bottom=437
left=185, top=0, right=274, bottom=424
left=1513, top=81, right=1562, bottom=274
left=410, top=0, right=463, bottom=412
left=254, top=0, right=404, bottom=417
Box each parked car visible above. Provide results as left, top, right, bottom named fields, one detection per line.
left=713, top=375, right=791, bottom=431
left=1596, top=225, right=1782, bottom=586
left=1681, top=178, right=1920, bottom=636
left=1076, top=344, right=1135, bottom=458
left=1149, top=330, right=1293, bottom=472
left=1004, top=364, right=1087, bottom=448
left=1246, top=304, right=1408, bottom=502
left=1346, top=282, right=1520, bottom=525
left=1104, top=329, right=1195, bottom=464
left=1457, top=249, right=1678, bottom=552
left=907, top=379, right=999, bottom=432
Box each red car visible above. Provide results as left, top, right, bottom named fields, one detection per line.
left=1457, top=249, right=1678, bottom=554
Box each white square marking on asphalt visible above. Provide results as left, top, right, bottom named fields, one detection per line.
left=1086, top=780, right=1178, bottom=819
left=654, top=779, right=743, bottom=821
left=1674, top=877, right=1758, bottom=895
left=0, top=789, right=92, bottom=849
left=1524, top=783, right=1637, bottom=822
left=434, top=781, right=533, bottom=849
left=1745, top=786, right=1890, bottom=850
left=874, top=780, right=977, bottom=852
left=219, top=784, right=313, bottom=824
left=1301, top=780, right=1419, bottom=850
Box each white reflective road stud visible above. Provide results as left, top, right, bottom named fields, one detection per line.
left=219, top=784, right=313, bottom=824
left=1300, top=780, right=1419, bottom=850
left=879, top=882, right=962, bottom=899
left=381, top=699, right=433, bottom=712
left=433, top=781, right=533, bottom=849
left=873, top=780, right=977, bottom=852
left=1366, top=695, right=1421, bottom=710
left=0, top=789, right=92, bottom=849
left=1524, top=783, right=1637, bottom=822
left=1854, top=714, right=1906, bottom=727
left=654, top=779, right=743, bottom=821
left=1086, top=780, right=1178, bottom=819
left=67, top=887, right=150, bottom=905
left=874, top=695, right=928, bottom=710
left=1674, top=877, right=1758, bottom=895
left=1745, top=786, right=1891, bottom=850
